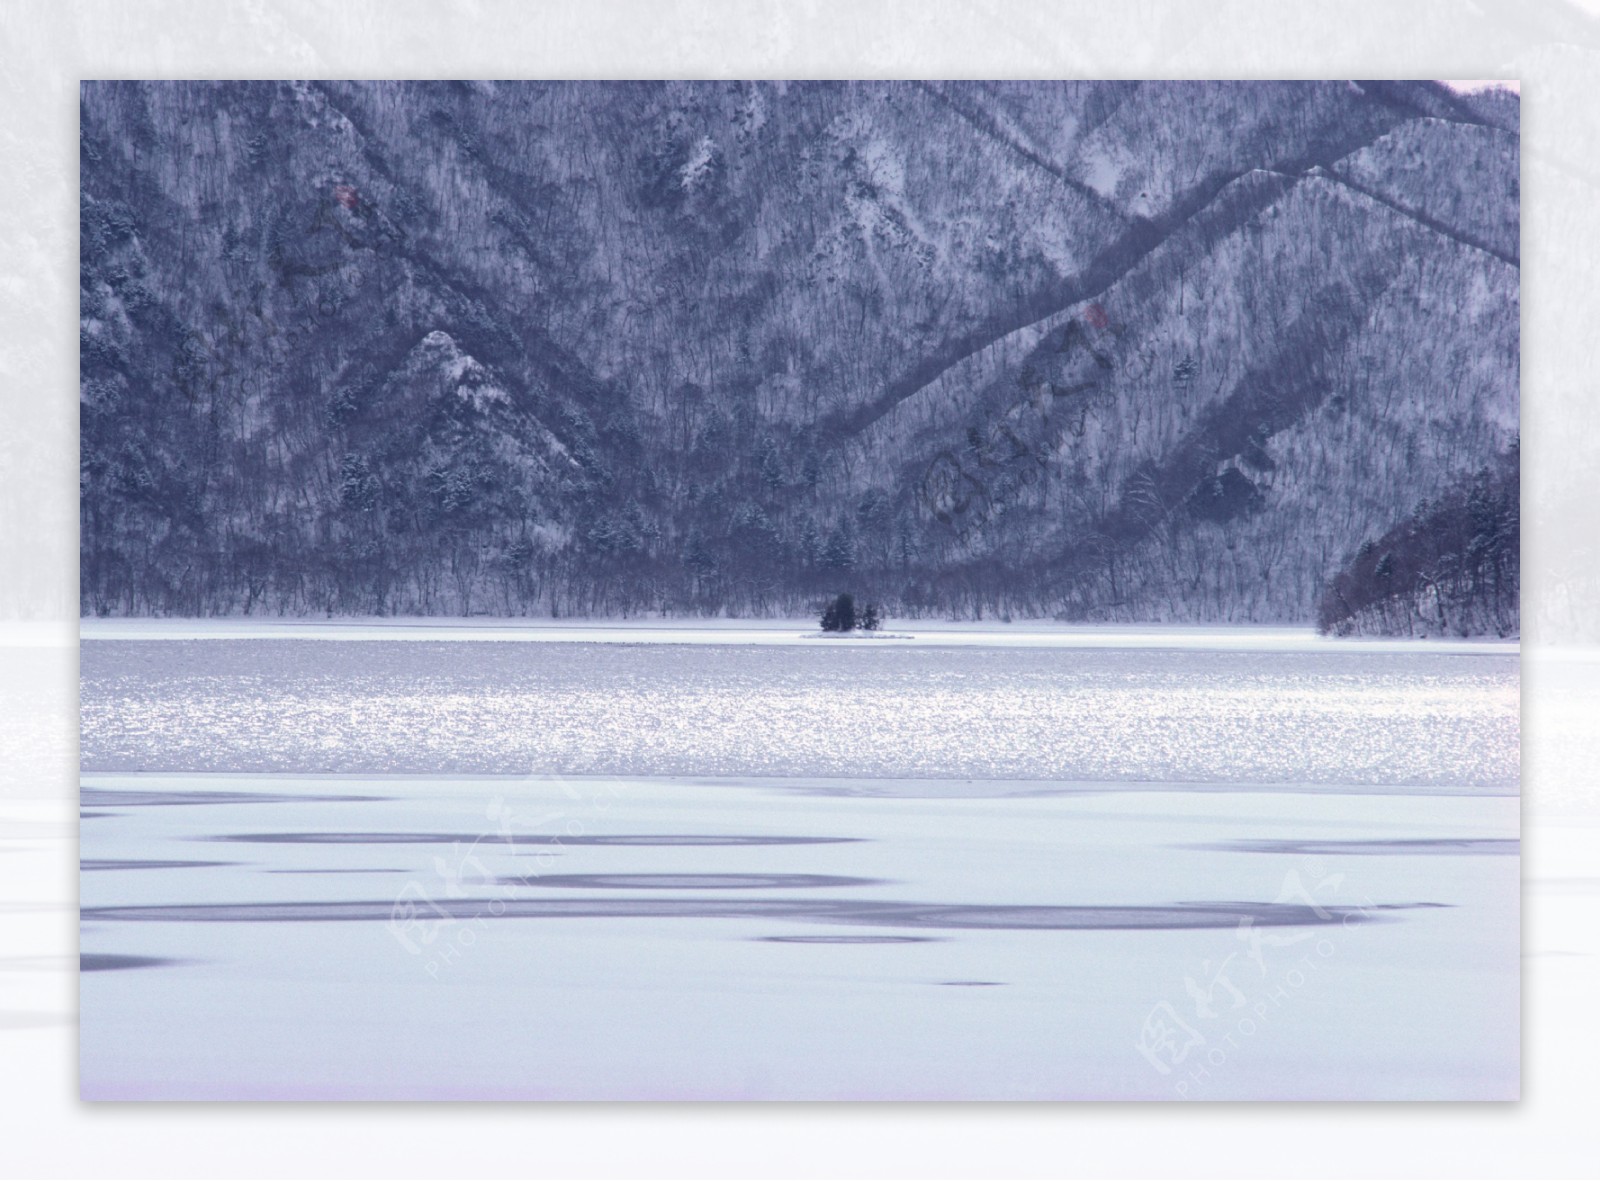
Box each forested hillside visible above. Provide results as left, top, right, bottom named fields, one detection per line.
left=79, top=80, right=1520, bottom=628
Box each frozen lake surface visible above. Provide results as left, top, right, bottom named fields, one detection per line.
left=80, top=633, right=1517, bottom=787
left=79, top=624, right=1519, bottom=1100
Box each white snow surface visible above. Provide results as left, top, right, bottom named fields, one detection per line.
left=80, top=772, right=1518, bottom=1100
left=81, top=616, right=1518, bottom=654
left=77, top=626, right=1520, bottom=1100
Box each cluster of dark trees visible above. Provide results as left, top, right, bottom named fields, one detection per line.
left=1317, top=442, right=1519, bottom=637
left=819, top=593, right=882, bottom=632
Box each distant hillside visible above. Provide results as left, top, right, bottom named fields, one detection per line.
left=1318, top=441, right=1519, bottom=638
left=79, top=80, right=1519, bottom=626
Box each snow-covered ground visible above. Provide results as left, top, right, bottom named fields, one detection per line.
left=78, top=626, right=1520, bottom=1100
left=80, top=616, right=1518, bottom=654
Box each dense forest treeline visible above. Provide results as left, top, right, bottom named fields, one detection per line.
left=79, top=81, right=1520, bottom=630
left=1318, top=441, right=1519, bottom=637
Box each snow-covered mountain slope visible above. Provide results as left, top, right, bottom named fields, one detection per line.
left=79, top=81, right=1517, bottom=625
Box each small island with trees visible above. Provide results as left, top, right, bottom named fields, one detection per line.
left=818, top=592, right=884, bottom=634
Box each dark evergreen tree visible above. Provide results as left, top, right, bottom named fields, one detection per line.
left=821, top=524, right=855, bottom=571
left=820, top=592, right=856, bottom=632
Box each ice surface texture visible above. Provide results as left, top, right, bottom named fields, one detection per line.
left=81, top=638, right=1519, bottom=788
